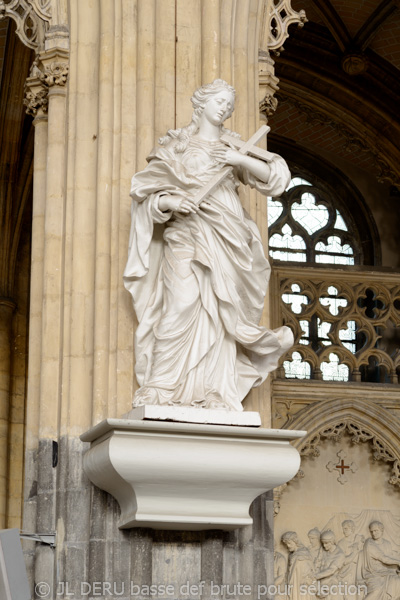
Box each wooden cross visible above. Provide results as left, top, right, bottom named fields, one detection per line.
left=192, top=124, right=273, bottom=206
left=335, top=459, right=350, bottom=475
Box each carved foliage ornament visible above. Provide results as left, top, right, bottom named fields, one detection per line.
left=268, top=0, right=308, bottom=55
left=0, top=0, right=51, bottom=50
left=24, top=53, right=69, bottom=116
left=300, top=421, right=400, bottom=488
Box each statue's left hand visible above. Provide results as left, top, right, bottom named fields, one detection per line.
left=211, top=147, right=244, bottom=167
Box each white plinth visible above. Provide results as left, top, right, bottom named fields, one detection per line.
left=80, top=419, right=305, bottom=531
left=127, top=405, right=262, bottom=426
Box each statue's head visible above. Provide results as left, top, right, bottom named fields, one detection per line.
left=321, top=530, right=336, bottom=551
left=281, top=531, right=302, bottom=551
left=341, top=520, right=355, bottom=536
left=369, top=521, right=384, bottom=540
left=308, top=528, right=321, bottom=545
left=191, top=79, right=235, bottom=121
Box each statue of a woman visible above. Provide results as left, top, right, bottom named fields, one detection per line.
left=123, top=79, right=293, bottom=411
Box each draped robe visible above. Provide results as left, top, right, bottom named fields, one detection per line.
left=123, top=136, right=293, bottom=410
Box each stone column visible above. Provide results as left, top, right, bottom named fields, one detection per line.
left=0, top=298, right=16, bottom=528
left=22, top=45, right=69, bottom=597
left=23, top=73, right=49, bottom=578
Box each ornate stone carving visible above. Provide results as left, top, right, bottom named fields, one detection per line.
left=281, top=531, right=315, bottom=600
left=359, top=521, right=400, bottom=597
left=40, top=61, right=69, bottom=87
left=302, top=422, right=400, bottom=488
left=260, top=93, right=279, bottom=117
left=275, top=267, right=400, bottom=384
left=23, top=86, right=48, bottom=116
left=281, top=399, right=400, bottom=489
left=24, top=48, right=69, bottom=116
left=277, top=512, right=400, bottom=600
left=277, top=95, right=400, bottom=186
left=326, top=450, right=358, bottom=485
left=0, top=0, right=51, bottom=50
left=341, top=52, right=369, bottom=76
left=315, top=530, right=345, bottom=599
left=268, top=0, right=308, bottom=55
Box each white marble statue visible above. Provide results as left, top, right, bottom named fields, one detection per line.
left=124, top=79, right=293, bottom=410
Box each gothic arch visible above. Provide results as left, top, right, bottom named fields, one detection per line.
left=287, top=397, right=400, bottom=488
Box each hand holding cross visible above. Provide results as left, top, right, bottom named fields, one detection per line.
left=192, top=124, right=272, bottom=206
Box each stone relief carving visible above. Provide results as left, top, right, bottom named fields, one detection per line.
left=314, top=530, right=345, bottom=599
left=337, top=520, right=364, bottom=599
left=308, top=528, right=321, bottom=563
left=281, top=531, right=315, bottom=600
left=326, top=450, right=358, bottom=485
left=298, top=422, right=400, bottom=488
left=123, top=79, right=293, bottom=410
left=277, top=511, right=400, bottom=600
left=267, top=0, right=308, bottom=55
left=359, top=521, right=400, bottom=600
left=0, top=0, right=51, bottom=50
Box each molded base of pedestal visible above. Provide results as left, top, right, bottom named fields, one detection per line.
left=81, top=419, right=305, bottom=530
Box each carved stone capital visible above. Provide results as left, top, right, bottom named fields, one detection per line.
left=24, top=85, right=48, bottom=116
left=0, top=0, right=51, bottom=50
left=39, top=61, right=69, bottom=87
left=24, top=47, right=69, bottom=115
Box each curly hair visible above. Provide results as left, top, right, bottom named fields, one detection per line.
left=159, top=79, right=239, bottom=152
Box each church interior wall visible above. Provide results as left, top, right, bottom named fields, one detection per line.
left=0, top=1, right=399, bottom=598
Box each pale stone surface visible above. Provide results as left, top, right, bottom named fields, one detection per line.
left=124, top=79, right=293, bottom=412
left=81, top=419, right=305, bottom=530
left=127, top=405, right=262, bottom=426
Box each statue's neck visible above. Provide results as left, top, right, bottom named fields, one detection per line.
left=196, top=119, right=221, bottom=142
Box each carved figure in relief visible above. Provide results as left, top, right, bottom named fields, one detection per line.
left=281, top=531, right=316, bottom=600
left=308, top=528, right=322, bottom=565
left=338, top=520, right=364, bottom=598
left=315, top=530, right=345, bottom=600
left=124, top=79, right=293, bottom=410
left=357, top=521, right=400, bottom=600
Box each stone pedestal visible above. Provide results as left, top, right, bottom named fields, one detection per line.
left=81, top=418, right=305, bottom=531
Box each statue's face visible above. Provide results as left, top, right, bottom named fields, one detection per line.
left=284, top=539, right=297, bottom=552
left=203, top=90, right=235, bottom=126
left=322, top=538, right=334, bottom=551
left=342, top=524, right=353, bottom=537
left=369, top=525, right=383, bottom=540
left=308, top=535, right=319, bottom=547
